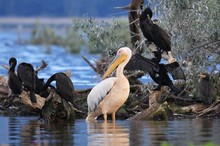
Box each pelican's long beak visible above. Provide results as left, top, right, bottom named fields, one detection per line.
left=102, top=53, right=127, bottom=80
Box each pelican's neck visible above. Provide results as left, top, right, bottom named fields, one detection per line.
left=116, top=58, right=129, bottom=78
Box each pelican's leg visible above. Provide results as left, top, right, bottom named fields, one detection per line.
left=103, top=113, right=107, bottom=121
left=112, top=112, right=116, bottom=122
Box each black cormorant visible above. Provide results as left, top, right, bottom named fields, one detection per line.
left=17, top=62, right=37, bottom=103
left=41, top=72, right=75, bottom=105
left=125, top=53, right=185, bottom=95
left=7, top=58, right=22, bottom=95
left=197, top=73, right=214, bottom=104
left=139, top=7, right=174, bottom=62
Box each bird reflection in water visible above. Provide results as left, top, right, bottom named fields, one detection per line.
left=129, top=121, right=168, bottom=146
left=87, top=121, right=129, bottom=146
left=19, top=120, right=74, bottom=146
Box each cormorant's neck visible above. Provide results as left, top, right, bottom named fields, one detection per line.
left=42, top=74, right=56, bottom=91
left=9, top=64, right=16, bottom=72
left=139, top=13, right=146, bottom=22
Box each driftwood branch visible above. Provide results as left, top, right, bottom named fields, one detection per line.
left=128, top=93, right=175, bottom=120
left=35, top=60, right=48, bottom=73
left=2, top=60, right=48, bottom=73
left=196, top=98, right=220, bottom=117
left=19, top=91, right=45, bottom=109
left=1, top=64, right=9, bottom=70
left=82, top=55, right=97, bottom=73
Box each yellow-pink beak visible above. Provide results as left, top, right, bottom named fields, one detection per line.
left=102, top=53, right=127, bottom=80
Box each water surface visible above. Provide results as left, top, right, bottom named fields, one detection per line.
left=0, top=117, right=220, bottom=146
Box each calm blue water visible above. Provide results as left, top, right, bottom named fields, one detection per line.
left=0, top=117, right=220, bottom=146
left=0, top=31, right=220, bottom=146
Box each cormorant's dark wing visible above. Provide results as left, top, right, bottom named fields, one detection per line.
left=125, top=54, right=160, bottom=74
left=165, top=61, right=186, bottom=80
left=139, top=18, right=155, bottom=43
left=17, top=62, right=37, bottom=103
left=152, top=24, right=171, bottom=53
left=55, top=72, right=75, bottom=103
left=17, top=63, right=36, bottom=90
left=8, top=72, right=22, bottom=94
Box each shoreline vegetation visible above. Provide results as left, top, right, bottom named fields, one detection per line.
left=0, top=17, right=130, bottom=54
left=0, top=0, right=219, bottom=123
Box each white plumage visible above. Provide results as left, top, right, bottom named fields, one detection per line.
left=87, top=77, right=116, bottom=112
left=86, top=47, right=132, bottom=121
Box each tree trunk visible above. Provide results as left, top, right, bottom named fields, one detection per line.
left=129, top=0, right=144, bottom=54
left=117, top=0, right=144, bottom=54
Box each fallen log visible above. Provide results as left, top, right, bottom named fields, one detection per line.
left=180, top=103, right=206, bottom=114
left=196, top=97, right=220, bottom=118
left=19, top=91, right=45, bottom=109
left=41, top=91, right=75, bottom=123
left=130, top=89, right=173, bottom=120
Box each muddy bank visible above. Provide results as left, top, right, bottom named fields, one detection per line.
left=0, top=69, right=220, bottom=122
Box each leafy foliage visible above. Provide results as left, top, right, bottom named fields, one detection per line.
left=72, top=17, right=131, bottom=54
left=30, top=22, right=83, bottom=53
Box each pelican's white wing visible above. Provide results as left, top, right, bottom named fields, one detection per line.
left=87, top=77, right=117, bottom=112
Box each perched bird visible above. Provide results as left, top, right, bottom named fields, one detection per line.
left=17, top=62, right=37, bottom=103
left=86, top=47, right=132, bottom=121
left=139, top=7, right=174, bottom=62
left=41, top=72, right=75, bottom=105
left=125, top=53, right=185, bottom=95
left=197, top=73, right=214, bottom=104
left=7, top=58, right=22, bottom=95
left=151, top=50, right=162, bottom=64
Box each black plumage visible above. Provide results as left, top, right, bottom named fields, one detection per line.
left=197, top=73, right=214, bottom=104
left=139, top=7, right=171, bottom=55
left=7, top=58, right=22, bottom=95
left=125, top=54, right=185, bottom=94
left=17, top=62, right=37, bottom=103
left=35, top=77, right=49, bottom=98
left=41, top=72, right=75, bottom=105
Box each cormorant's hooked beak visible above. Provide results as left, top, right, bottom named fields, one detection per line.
left=102, top=53, right=127, bottom=80
left=147, top=14, right=151, bottom=19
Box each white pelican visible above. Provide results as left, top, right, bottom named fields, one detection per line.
left=86, top=47, right=132, bottom=121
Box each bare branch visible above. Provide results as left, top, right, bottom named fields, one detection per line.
left=1, top=64, right=9, bottom=70
left=82, top=55, right=97, bottom=73
left=35, top=60, right=48, bottom=73
left=114, top=6, right=130, bottom=10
